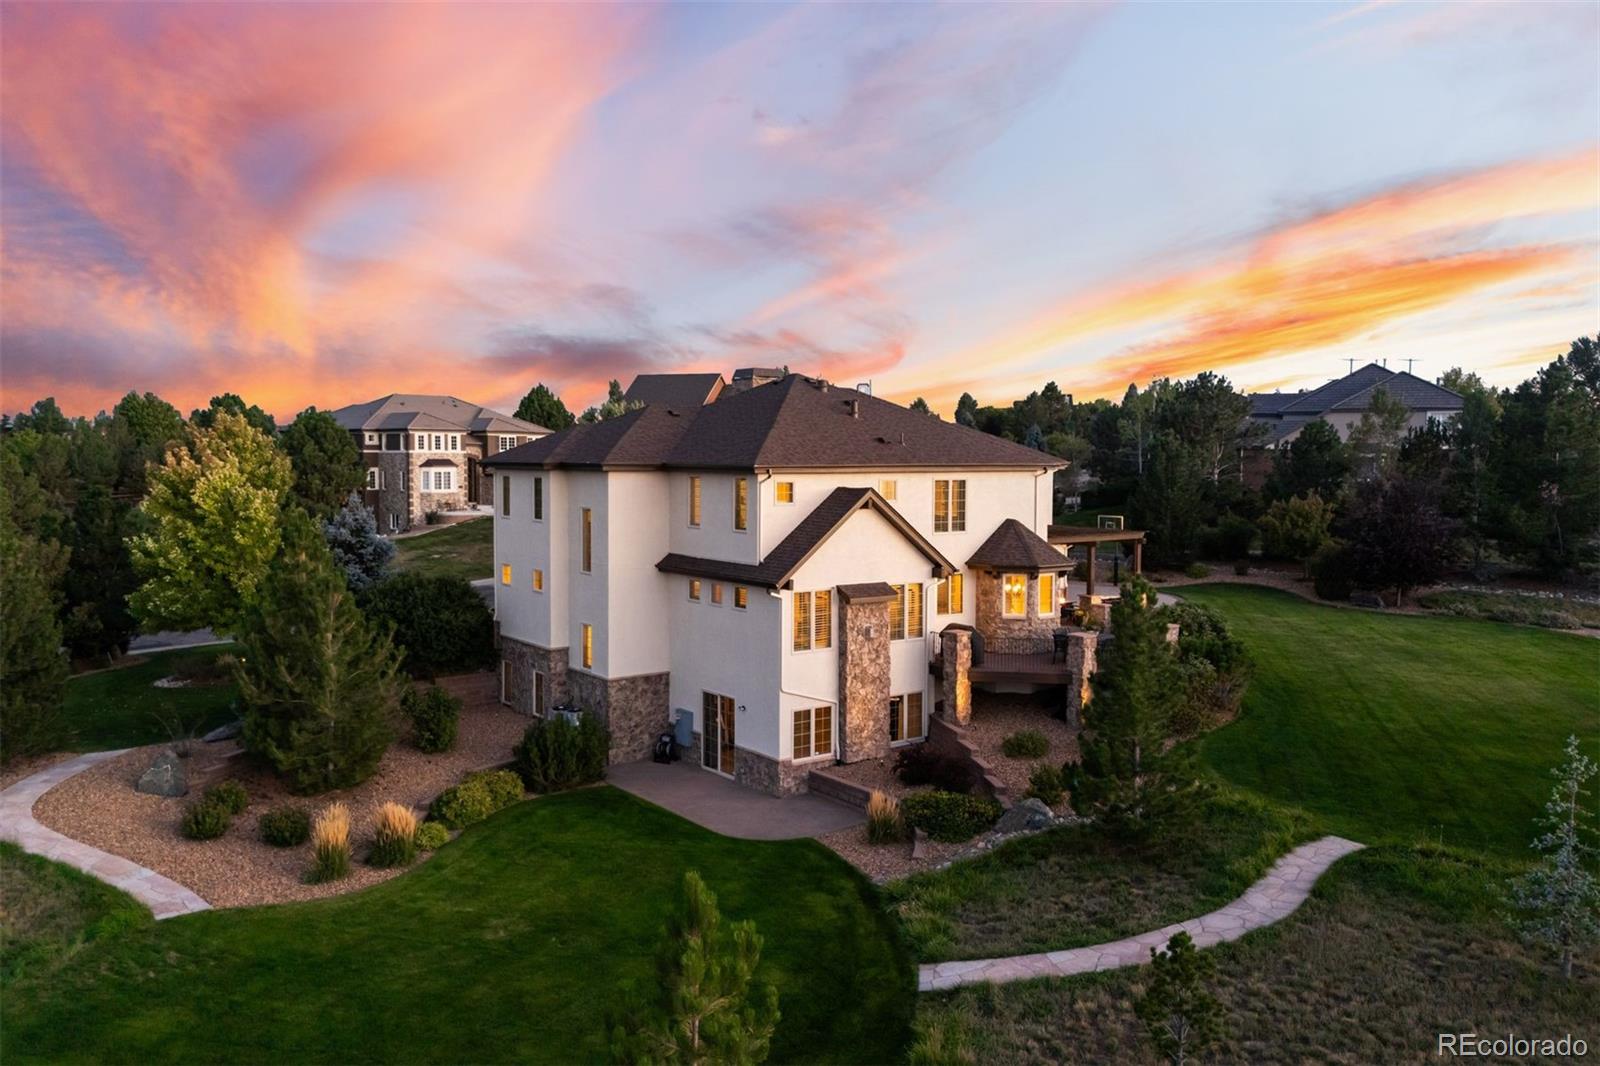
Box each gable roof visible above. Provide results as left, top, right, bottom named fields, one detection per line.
left=1250, top=365, right=1463, bottom=420
left=328, top=394, right=548, bottom=435
left=623, top=373, right=725, bottom=409
left=656, top=486, right=956, bottom=589
left=966, top=518, right=1070, bottom=571
left=665, top=375, right=1066, bottom=471
left=484, top=405, right=699, bottom=470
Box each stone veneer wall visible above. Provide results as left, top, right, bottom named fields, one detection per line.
left=567, top=668, right=670, bottom=764
left=973, top=570, right=1062, bottom=647
left=734, top=749, right=815, bottom=796
left=498, top=635, right=570, bottom=716
left=1063, top=630, right=1098, bottom=728
left=837, top=598, right=892, bottom=763
left=939, top=626, right=973, bottom=725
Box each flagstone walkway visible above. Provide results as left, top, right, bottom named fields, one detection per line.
left=0, top=749, right=212, bottom=920
left=919, top=835, right=1364, bottom=992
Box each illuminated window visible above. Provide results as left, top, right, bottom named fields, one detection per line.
left=878, top=479, right=897, bottom=501
left=937, top=572, right=964, bottom=614
left=793, top=705, right=834, bottom=759
left=775, top=481, right=794, bottom=504
left=933, top=479, right=966, bottom=532
left=501, top=564, right=512, bottom=586
left=532, top=568, right=543, bottom=592
left=1003, top=573, right=1027, bottom=617
left=890, top=584, right=923, bottom=640
left=688, top=477, right=701, bottom=527
left=793, top=590, right=831, bottom=650
left=711, top=583, right=724, bottom=606
left=581, top=624, right=593, bottom=668
left=734, top=478, right=748, bottom=530
left=581, top=508, right=592, bottom=573
left=734, top=586, right=748, bottom=609
left=1038, top=573, right=1056, bottom=616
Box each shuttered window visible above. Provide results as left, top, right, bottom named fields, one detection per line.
left=889, top=585, right=906, bottom=641
left=792, top=591, right=831, bottom=651
left=734, top=477, right=749, bottom=530
left=937, top=572, right=964, bottom=614
left=793, top=591, right=812, bottom=651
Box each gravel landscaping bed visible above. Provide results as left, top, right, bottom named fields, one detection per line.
left=963, top=693, right=1079, bottom=806
left=31, top=704, right=532, bottom=908
left=818, top=822, right=965, bottom=882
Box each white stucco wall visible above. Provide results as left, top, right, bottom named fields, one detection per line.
left=603, top=471, right=673, bottom=678
left=667, top=579, right=782, bottom=759
left=667, top=471, right=760, bottom=564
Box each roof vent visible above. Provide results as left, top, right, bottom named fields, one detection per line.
left=856, top=381, right=872, bottom=396
left=899, top=432, right=906, bottom=446
left=850, top=399, right=860, bottom=419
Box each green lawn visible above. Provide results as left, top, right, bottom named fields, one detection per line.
left=887, top=791, right=1315, bottom=962
left=1180, top=584, right=1598, bottom=859
left=1, top=787, right=913, bottom=1065
left=61, top=646, right=239, bottom=752
left=912, top=845, right=1598, bottom=1064
left=392, top=517, right=493, bottom=582
left=0, top=843, right=152, bottom=984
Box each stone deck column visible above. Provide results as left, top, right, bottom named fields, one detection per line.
left=837, top=596, right=891, bottom=763
left=938, top=627, right=973, bottom=726
left=1064, top=630, right=1098, bottom=728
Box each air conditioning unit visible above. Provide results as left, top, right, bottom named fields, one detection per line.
left=550, top=703, right=582, bottom=727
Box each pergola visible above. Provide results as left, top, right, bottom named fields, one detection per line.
left=1046, top=524, right=1147, bottom=597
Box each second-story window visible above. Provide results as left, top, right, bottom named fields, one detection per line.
left=689, top=579, right=701, bottom=602
left=734, top=586, right=748, bottom=609
left=581, top=508, right=593, bottom=573
left=366, top=468, right=381, bottom=490
left=688, top=476, right=701, bottom=527
left=501, top=476, right=511, bottom=516
left=711, top=583, right=724, bottom=606
left=889, top=583, right=924, bottom=640
left=775, top=481, right=794, bottom=504
left=734, top=477, right=748, bottom=531
left=532, top=568, right=544, bottom=592
left=792, top=590, right=832, bottom=651
left=936, top=572, right=964, bottom=614
left=933, top=479, right=966, bottom=532
left=533, top=477, right=543, bottom=521
left=878, top=479, right=897, bottom=501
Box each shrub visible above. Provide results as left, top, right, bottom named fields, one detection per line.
left=893, top=745, right=977, bottom=794
left=402, top=685, right=460, bottom=754
left=1310, top=541, right=1356, bottom=601
left=900, top=791, right=1002, bottom=843
left=308, top=802, right=351, bottom=883
left=429, top=769, right=523, bottom=829
left=866, top=790, right=906, bottom=845
left=360, top=573, right=496, bottom=678
left=1199, top=514, right=1255, bottom=561
left=1183, top=562, right=1211, bottom=580
left=1000, top=730, right=1049, bottom=759
left=512, top=714, right=608, bottom=793
left=180, top=800, right=231, bottom=840
left=415, top=821, right=450, bottom=851
left=203, top=780, right=249, bottom=815
left=1233, top=560, right=1251, bottom=576
left=258, top=805, right=311, bottom=847
left=367, top=801, right=417, bottom=868
left=1026, top=764, right=1066, bottom=806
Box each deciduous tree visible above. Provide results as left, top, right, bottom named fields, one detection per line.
left=0, top=500, right=68, bottom=762
left=1347, top=386, right=1409, bottom=480
left=1344, top=475, right=1456, bottom=606
left=190, top=393, right=277, bottom=436
left=280, top=407, right=363, bottom=517
left=1256, top=493, right=1334, bottom=575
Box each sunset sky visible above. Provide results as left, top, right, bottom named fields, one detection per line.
left=2, top=1, right=1596, bottom=421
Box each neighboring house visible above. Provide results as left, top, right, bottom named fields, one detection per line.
left=328, top=394, right=549, bottom=533
left=1244, top=363, right=1464, bottom=486
left=485, top=373, right=1079, bottom=795
left=623, top=372, right=726, bottom=408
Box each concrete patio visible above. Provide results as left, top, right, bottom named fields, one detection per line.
left=608, top=759, right=864, bottom=840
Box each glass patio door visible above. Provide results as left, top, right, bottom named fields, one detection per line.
left=701, top=692, right=736, bottom=775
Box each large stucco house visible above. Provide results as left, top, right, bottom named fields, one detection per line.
left=327, top=394, right=549, bottom=533
left=1248, top=362, right=1464, bottom=449
left=484, top=373, right=1138, bottom=796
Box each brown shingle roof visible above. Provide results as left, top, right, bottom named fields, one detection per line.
left=656, top=486, right=955, bottom=589
left=485, top=375, right=1063, bottom=472
left=327, top=394, right=548, bottom=435
left=837, top=582, right=898, bottom=603
left=623, top=373, right=726, bottom=408
left=967, top=518, right=1070, bottom=571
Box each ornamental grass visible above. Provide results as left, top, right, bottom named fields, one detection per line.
left=368, top=801, right=418, bottom=868
left=308, top=802, right=351, bottom=883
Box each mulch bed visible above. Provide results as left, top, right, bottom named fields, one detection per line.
left=31, top=705, right=532, bottom=909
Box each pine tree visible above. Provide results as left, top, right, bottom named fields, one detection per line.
left=1136, top=932, right=1223, bottom=1065
left=611, top=870, right=780, bottom=1065
left=1507, top=735, right=1600, bottom=980
left=323, top=491, right=395, bottom=591
left=954, top=392, right=979, bottom=427
left=1064, top=576, right=1198, bottom=839
left=237, top=511, right=402, bottom=793
left=516, top=383, right=575, bottom=430
left=280, top=407, right=363, bottom=518
left=0, top=504, right=69, bottom=763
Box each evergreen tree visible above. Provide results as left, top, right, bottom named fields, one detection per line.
left=515, top=382, right=576, bottom=431
left=11, top=397, right=73, bottom=436
left=581, top=380, right=644, bottom=423
left=611, top=870, right=780, bottom=1065
left=61, top=484, right=140, bottom=660
left=0, top=502, right=69, bottom=762
left=323, top=491, right=395, bottom=591
left=1023, top=422, right=1045, bottom=450
left=1347, top=386, right=1409, bottom=480
left=1266, top=419, right=1350, bottom=502
left=237, top=511, right=402, bottom=793
left=1136, top=931, right=1223, bottom=1065
left=954, top=392, right=979, bottom=427
left=130, top=411, right=293, bottom=635
left=190, top=392, right=277, bottom=435
left=1130, top=433, right=1207, bottom=565
left=280, top=407, right=363, bottom=518
left=910, top=397, right=935, bottom=417
left=1064, top=576, right=1196, bottom=839
left=1507, top=735, right=1599, bottom=980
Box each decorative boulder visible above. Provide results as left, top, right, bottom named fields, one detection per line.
left=202, top=720, right=242, bottom=743
left=135, top=749, right=188, bottom=797
left=994, top=797, right=1055, bottom=834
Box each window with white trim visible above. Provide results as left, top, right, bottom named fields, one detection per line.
left=793, top=705, right=834, bottom=760
left=364, top=432, right=378, bottom=446
left=933, top=479, right=966, bottom=532
left=775, top=481, right=794, bottom=504
left=689, top=579, right=701, bottom=602
left=889, top=692, right=925, bottom=742
left=936, top=572, right=963, bottom=614
left=422, top=468, right=456, bottom=492
left=734, top=586, right=748, bottom=609
left=792, top=590, right=832, bottom=651
left=498, top=435, right=517, bottom=452
left=889, top=583, right=923, bottom=640
left=1038, top=573, right=1056, bottom=616
left=366, top=467, right=381, bottom=490
left=414, top=433, right=426, bottom=450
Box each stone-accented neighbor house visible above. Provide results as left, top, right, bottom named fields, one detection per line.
left=328, top=394, right=549, bottom=533
left=485, top=371, right=1131, bottom=795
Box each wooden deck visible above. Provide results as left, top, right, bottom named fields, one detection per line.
left=969, top=651, right=1073, bottom=685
